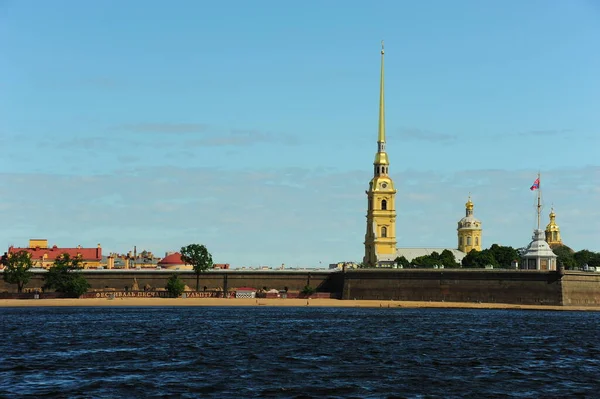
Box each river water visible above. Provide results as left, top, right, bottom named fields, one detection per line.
left=1, top=307, right=599, bottom=398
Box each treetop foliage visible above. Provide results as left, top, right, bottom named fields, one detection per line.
left=180, top=244, right=213, bottom=275
left=43, top=253, right=90, bottom=297
left=2, top=250, right=34, bottom=293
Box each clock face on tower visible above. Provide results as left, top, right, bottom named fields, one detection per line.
left=381, top=182, right=388, bottom=189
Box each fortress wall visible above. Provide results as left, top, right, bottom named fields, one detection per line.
left=341, top=269, right=564, bottom=306
left=561, top=272, right=600, bottom=306
left=2, top=269, right=600, bottom=307
left=0, top=270, right=342, bottom=294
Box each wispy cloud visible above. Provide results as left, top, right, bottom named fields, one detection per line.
left=0, top=165, right=597, bottom=266
left=112, top=123, right=300, bottom=147
left=519, top=129, right=572, bottom=137
left=116, top=123, right=211, bottom=134
left=493, top=128, right=573, bottom=139
left=184, top=128, right=299, bottom=147
left=392, top=127, right=457, bottom=143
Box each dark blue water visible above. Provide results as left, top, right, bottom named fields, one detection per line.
left=1, top=307, right=599, bottom=398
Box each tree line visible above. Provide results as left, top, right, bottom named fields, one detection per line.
left=391, top=244, right=600, bottom=270
left=1, top=251, right=91, bottom=296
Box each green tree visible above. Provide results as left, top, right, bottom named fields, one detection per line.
left=166, top=274, right=185, bottom=297
left=462, top=249, right=498, bottom=268
left=43, top=253, right=91, bottom=297
left=574, top=250, right=596, bottom=269
left=2, top=250, right=34, bottom=293
left=440, top=249, right=460, bottom=268
left=587, top=252, right=600, bottom=268
left=301, top=285, right=316, bottom=295
left=412, top=252, right=440, bottom=268
left=180, top=244, right=213, bottom=291
left=487, top=244, right=519, bottom=268
left=552, top=245, right=577, bottom=270
left=394, top=256, right=410, bottom=268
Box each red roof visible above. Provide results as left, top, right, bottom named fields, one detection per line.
left=158, top=254, right=228, bottom=268
left=8, top=245, right=102, bottom=261
left=158, top=252, right=185, bottom=265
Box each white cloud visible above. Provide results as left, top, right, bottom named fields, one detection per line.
left=0, top=165, right=598, bottom=267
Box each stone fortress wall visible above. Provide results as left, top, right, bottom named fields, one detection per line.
left=1, top=269, right=599, bottom=306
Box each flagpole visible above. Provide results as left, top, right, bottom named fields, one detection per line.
left=537, top=172, right=541, bottom=230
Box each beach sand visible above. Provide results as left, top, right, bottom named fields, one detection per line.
left=0, top=297, right=599, bottom=311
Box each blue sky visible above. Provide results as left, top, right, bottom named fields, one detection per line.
left=1, top=0, right=599, bottom=267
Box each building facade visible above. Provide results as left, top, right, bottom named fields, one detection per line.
left=457, top=196, right=483, bottom=253
left=7, top=239, right=102, bottom=269
left=363, top=42, right=397, bottom=267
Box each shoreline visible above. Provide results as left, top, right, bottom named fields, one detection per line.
left=0, top=297, right=599, bottom=311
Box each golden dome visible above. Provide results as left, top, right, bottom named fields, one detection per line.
left=465, top=196, right=474, bottom=210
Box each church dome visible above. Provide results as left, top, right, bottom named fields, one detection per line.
left=465, top=198, right=474, bottom=210
left=158, top=252, right=184, bottom=265
left=458, top=215, right=481, bottom=229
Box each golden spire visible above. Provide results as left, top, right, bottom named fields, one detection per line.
left=373, top=41, right=389, bottom=168
left=378, top=40, right=385, bottom=144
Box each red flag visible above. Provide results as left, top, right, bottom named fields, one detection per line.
left=530, top=178, right=540, bottom=191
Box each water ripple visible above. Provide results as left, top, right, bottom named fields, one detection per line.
left=1, top=307, right=599, bottom=398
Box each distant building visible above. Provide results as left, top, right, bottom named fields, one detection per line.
left=158, top=252, right=191, bottom=270
left=156, top=252, right=229, bottom=270
left=545, top=208, right=563, bottom=248
left=8, top=239, right=102, bottom=269
left=457, top=195, right=483, bottom=253
left=363, top=42, right=397, bottom=267
left=329, top=262, right=360, bottom=270
left=522, top=229, right=557, bottom=271
left=362, top=44, right=474, bottom=268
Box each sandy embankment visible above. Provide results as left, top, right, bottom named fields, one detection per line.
left=0, top=297, right=599, bottom=311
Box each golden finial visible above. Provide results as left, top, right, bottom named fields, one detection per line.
left=466, top=193, right=474, bottom=210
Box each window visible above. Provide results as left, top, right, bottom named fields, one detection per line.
left=467, top=236, right=471, bottom=246
left=459, top=236, right=463, bottom=246
left=381, top=199, right=387, bottom=210
left=475, top=237, right=479, bottom=246
left=381, top=226, right=388, bottom=237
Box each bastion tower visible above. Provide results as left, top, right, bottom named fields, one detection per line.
left=545, top=207, right=563, bottom=247
left=457, top=195, right=483, bottom=253
left=363, top=41, right=397, bottom=267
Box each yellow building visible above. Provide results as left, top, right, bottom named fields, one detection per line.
left=457, top=196, right=482, bottom=253
left=363, top=42, right=397, bottom=267
left=545, top=208, right=563, bottom=247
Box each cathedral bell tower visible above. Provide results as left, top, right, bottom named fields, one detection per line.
left=363, top=41, right=397, bottom=267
